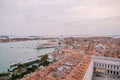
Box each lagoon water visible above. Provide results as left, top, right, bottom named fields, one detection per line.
left=0, top=40, right=55, bottom=73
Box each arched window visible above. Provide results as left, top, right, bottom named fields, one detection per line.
left=114, top=71, right=115, bottom=75
left=111, top=71, right=112, bottom=74
left=116, top=72, right=119, bottom=75
left=107, top=70, right=109, bottom=74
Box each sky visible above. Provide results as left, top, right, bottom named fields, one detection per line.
left=0, top=0, right=120, bottom=36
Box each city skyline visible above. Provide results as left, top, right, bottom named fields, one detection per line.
left=0, top=0, right=120, bottom=36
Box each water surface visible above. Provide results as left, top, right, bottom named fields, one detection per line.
left=0, top=40, right=55, bottom=73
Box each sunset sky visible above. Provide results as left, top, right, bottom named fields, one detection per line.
left=0, top=0, right=120, bottom=36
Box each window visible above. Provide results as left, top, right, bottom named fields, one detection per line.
left=108, top=65, right=109, bottom=68
left=111, top=71, right=112, bottom=74
left=99, top=63, right=101, bottom=67
left=116, top=72, right=119, bottom=75
left=114, top=71, right=115, bottom=75
left=105, top=64, right=106, bottom=68
left=114, top=65, right=116, bottom=70
left=117, top=66, right=119, bottom=70
left=102, top=64, right=104, bottom=67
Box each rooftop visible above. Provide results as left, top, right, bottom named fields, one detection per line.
left=21, top=53, right=91, bottom=80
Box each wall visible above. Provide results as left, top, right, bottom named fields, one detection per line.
left=83, top=59, right=94, bottom=80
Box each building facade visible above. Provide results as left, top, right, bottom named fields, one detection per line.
left=83, top=56, right=120, bottom=80
left=93, top=56, right=120, bottom=76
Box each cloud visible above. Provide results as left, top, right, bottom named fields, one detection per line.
left=71, top=0, right=120, bottom=20
left=0, top=0, right=120, bottom=35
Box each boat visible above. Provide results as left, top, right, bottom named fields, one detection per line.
left=35, top=44, right=62, bottom=49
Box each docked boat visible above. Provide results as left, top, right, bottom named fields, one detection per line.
left=36, top=44, right=62, bottom=49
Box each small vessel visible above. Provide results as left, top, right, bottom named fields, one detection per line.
left=36, top=44, right=61, bottom=49
left=10, top=47, right=13, bottom=48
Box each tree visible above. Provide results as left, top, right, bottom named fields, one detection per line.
left=41, top=54, right=48, bottom=62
